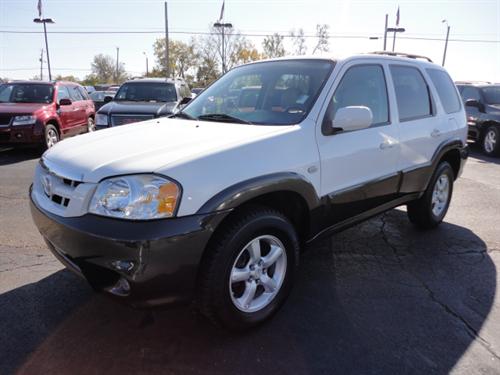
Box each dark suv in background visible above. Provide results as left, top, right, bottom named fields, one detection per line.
left=95, top=78, right=192, bottom=129
left=0, top=81, right=95, bottom=149
left=456, top=82, right=500, bottom=156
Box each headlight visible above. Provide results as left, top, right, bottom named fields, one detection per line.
left=95, top=114, right=108, bottom=126
left=12, top=115, right=36, bottom=126
left=89, top=175, right=181, bottom=220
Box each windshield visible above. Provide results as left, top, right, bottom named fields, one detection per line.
left=482, top=86, right=500, bottom=105
left=114, top=82, right=177, bottom=102
left=0, top=83, right=54, bottom=104
left=182, top=59, right=334, bottom=125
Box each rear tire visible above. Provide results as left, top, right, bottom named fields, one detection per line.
left=482, top=125, right=500, bottom=156
left=44, top=124, right=59, bottom=149
left=407, top=161, right=454, bottom=230
left=197, top=206, right=299, bottom=331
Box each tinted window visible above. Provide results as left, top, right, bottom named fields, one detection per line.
left=426, top=69, right=461, bottom=113
left=460, top=87, right=481, bottom=102
left=183, top=60, right=334, bottom=125
left=390, top=65, right=432, bottom=121
left=329, top=65, right=389, bottom=126
left=115, top=82, right=177, bottom=102
left=69, top=86, right=84, bottom=101
left=57, top=86, right=70, bottom=101
left=77, top=86, right=90, bottom=100
left=0, top=83, right=53, bottom=104
left=482, top=86, right=500, bottom=104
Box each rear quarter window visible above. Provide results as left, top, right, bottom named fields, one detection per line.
left=426, top=69, right=461, bottom=113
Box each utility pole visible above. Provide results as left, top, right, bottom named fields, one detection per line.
left=143, top=52, right=149, bottom=76
left=383, top=14, right=388, bottom=51
left=165, top=1, right=170, bottom=78
left=115, top=47, right=119, bottom=82
left=39, top=49, right=44, bottom=80
left=442, top=20, right=450, bottom=66
left=214, top=22, right=232, bottom=74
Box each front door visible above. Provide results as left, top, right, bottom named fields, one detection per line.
left=316, top=62, right=400, bottom=228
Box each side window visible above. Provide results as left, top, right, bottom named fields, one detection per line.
left=57, top=86, right=70, bottom=102
left=68, top=86, right=84, bottom=102
left=328, top=64, right=389, bottom=126
left=77, top=86, right=89, bottom=100
left=390, top=65, right=432, bottom=121
left=426, top=69, right=461, bottom=113
left=461, top=87, right=481, bottom=102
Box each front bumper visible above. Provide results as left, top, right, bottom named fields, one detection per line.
left=30, top=194, right=230, bottom=306
left=0, top=125, right=42, bottom=145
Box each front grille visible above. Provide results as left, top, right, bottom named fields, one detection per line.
left=0, top=115, right=12, bottom=126
left=38, top=164, right=81, bottom=211
left=111, top=114, right=154, bottom=126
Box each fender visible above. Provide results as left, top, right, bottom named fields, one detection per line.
left=399, top=138, right=468, bottom=194
left=196, top=172, right=320, bottom=214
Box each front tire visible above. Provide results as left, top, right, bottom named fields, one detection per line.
left=87, top=117, right=96, bottom=132
left=197, top=206, right=299, bottom=331
left=482, top=125, right=500, bottom=156
left=44, top=124, right=59, bottom=149
left=407, top=162, right=454, bottom=230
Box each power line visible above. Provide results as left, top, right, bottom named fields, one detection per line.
left=0, top=29, right=499, bottom=43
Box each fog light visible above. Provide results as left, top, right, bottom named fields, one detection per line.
left=15, top=133, right=23, bottom=139
left=111, top=260, right=135, bottom=272
left=107, top=277, right=130, bottom=297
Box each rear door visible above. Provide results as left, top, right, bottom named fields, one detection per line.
left=68, top=85, right=87, bottom=131
left=387, top=64, right=442, bottom=177
left=316, top=61, right=400, bottom=226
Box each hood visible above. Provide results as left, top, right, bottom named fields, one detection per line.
left=97, top=100, right=177, bottom=116
left=0, top=102, right=49, bottom=114
left=42, top=118, right=295, bottom=183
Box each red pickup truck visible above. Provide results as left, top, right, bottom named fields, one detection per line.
left=0, top=81, right=95, bottom=149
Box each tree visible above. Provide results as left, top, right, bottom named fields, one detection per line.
left=290, top=28, right=307, bottom=55
left=312, top=24, right=330, bottom=54
left=262, top=33, right=286, bottom=58
left=54, top=74, right=78, bottom=82
left=153, top=38, right=198, bottom=80
left=90, top=54, right=127, bottom=83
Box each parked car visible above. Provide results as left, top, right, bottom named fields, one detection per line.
left=107, top=85, right=121, bottom=93
left=31, top=53, right=467, bottom=330
left=84, top=85, right=96, bottom=94
left=456, top=83, right=500, bottom=156
left=0, top=80, right=95, bottom=149
left=89, top=90, right=115, bottom=111
left=95, top=78, right=192, bottom=129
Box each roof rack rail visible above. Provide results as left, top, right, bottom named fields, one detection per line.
left=454, top=80, right=492, bottom=85
left=368, top=51, right=433, bottom=63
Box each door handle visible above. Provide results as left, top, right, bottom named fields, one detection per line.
left=380, top=140, right=396, bottom=150
left=431, top=129, right=442, bottom=138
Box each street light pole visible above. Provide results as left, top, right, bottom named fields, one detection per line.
left=387, top=27, right=405, bottom=52
left=213, top=22, right=232, bottom=74
left=33, top=18, right=54, bottom=80
left=383, top=14, right=388, bottom=51
left=143, top=52, right=149, bottom=76
left=116, top=47, right=120, bottom=82
left=442, top=20, right=451, bottom=66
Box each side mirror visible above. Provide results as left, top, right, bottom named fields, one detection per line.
left=465, top=99, right=484, bottom=112
left=103, top=96, right=113, bottom=103
left=59, top=98, right=72, bottom=106
left=179, top=96, right=192, bottom=106
left=331, top=106, right=373, bottom=133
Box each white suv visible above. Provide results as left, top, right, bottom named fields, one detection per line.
left=30, top=53, right=468, bottom=330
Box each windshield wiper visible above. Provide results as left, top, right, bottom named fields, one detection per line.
left=197, top=113, right=252, bottom=124
left=169, top=111, right=196, bottom=120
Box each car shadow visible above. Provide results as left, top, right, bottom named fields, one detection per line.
left=467, top=141, right=500, bottom=165
left=0, top=147, right=42, bottom=166
left=1, top=210, right=496, bottom=374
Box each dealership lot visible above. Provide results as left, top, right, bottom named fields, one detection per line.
left=0, top=146, right=499, bottom=374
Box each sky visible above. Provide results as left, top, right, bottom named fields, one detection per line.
left=0, top=0, right=499, bottom=82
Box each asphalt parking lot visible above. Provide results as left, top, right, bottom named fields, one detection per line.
left=0, top=145, right=499, bottom=375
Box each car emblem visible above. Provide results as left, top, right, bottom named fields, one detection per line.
left=41, top=175, right=52, bottom=197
